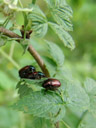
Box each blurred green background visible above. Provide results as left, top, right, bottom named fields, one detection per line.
left=0, top=0, right=96, bottom=127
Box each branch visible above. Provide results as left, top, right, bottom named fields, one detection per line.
left=0, top=27, right=50, bottom=77
left=0, top=27, right=21, bottom=38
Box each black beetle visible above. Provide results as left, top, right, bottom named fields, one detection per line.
left=42, top=78, right=61, bottom=90
left=19, top=65, right=36, bottom=78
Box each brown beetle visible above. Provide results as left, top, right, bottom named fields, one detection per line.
left=42, top=78, right=61, bottom=90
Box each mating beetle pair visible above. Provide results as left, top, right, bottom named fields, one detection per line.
left=19, top=65, right=61, bottom=90
left=19, top=65, right=45, bottom=79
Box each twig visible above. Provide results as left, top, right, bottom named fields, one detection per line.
left=0, top=27, right=50, bottom=77
left=28, top=45, right=50, bottom=76
left=0, top=27, right=21, bottom=38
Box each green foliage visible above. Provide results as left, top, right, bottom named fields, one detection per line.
left=84, top=78, right=96, bottom=117
left=42, top=56, right=57, bottom=76
left=46, top=41, right=64, bottom=67
left=16, top=78, right=46, bottom=97
left=0, top=0, right=75, bottom=50
left=13, top=90, right=65, bottom=122
left=13, top=76, right=90, bottom=123
left=49, top=22, right=75, bottom=49
left=44, top=0, right=66, bottom=7
left=51, top=5, right=73, bottom=31
left=0, top=37, right=6, bottom=47
left=0, top=0, right=96, bottom=128
left=45, top=0, right=73, bottom=31
left=28, top=116, right=54, bottom=128
left=78, top=112, right=96, bottom=128
left=28, top=5, right=48, bottom=37
left=16, top=79, right=33, bottom=98
left=59, top=79, right=90, bottom=111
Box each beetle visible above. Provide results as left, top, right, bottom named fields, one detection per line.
left=19, top=65, right=36, bottom=78
left=42, top=78, right=61, bottom=90
left=26, top=71, right=46, bottom=79
left=37, top=71, right=46, bottom=79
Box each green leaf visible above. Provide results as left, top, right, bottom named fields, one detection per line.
left=20, top=39, right=30, bottom=54
left=51, top=5, right=73, bottom=31
left=16, top=78, right=46, bottom=97
left=0, top=35, right=8, bottom=47
left=78, top=112, right=96, bottom=128
left=28, top=5, right=48, bottom=37
left=16, top=80, right=33, bottom=98
left=84, top=78, right=96, bottom=117
left=44, top=0, right=66, bottom=7
left=44, top=0, right=72, bottom=31
left=0, top=38, right=6, bottom=47
left=46, top=41, right=64, bottom=67
left=64, top=80, right=90, bottom=111
left=30, top=117, right=54, bottom=128
left=13, top=91, right=65, bottom=122
left=55, top=67, right=73, bottom=80
left=42, top=56, right=57, bottom=77
left=84, top=78, right=96, bottom=94
left=49, top=22, right=75, bottom=50
left=62, top=107, right=81, bottom=128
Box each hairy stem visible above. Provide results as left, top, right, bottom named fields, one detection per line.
left=0, top=27, right=50, bottom=77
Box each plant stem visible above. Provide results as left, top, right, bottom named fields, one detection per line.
left=28, top=45, right=50, bottom=76
left=9, top=42, right=15, bottom=58
left=0, top=27, right=50, bottom=77
left=18, top=0, right=23, bottom=8
left=61, top=120, right=71, bottom=128
left=18, top=0, right=28, bottom=27
left=0, top=49, right=20, bottom=69
left=32, top=0, right=36, bottom=4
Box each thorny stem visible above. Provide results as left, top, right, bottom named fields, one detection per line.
left=0, top=27, right=50, bottom=77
